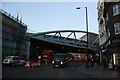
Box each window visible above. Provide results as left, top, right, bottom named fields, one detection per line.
left=113, top=3, right=120, bottom=16
left=108, top=29, right=110, bottom=37
left=13, top=57, right=19, bottom=60
left=43, top=55, right=48, bottom=57
left=106, top=13, right=108, bottom=21
left=114, top=22, right=120, bottom=34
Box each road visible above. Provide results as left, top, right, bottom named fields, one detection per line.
left=2, top=61, right=96, bottom=78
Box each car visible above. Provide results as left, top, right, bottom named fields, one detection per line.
left=13, top=60, right=26, bottom=66
left=52, top=53, right=69, bottom=68
left=3, top=56, right=25, bottom=66
left=3, top=56, right=19, bottom=65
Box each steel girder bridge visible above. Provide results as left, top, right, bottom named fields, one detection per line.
left=29, top=30, right=99, bottom=53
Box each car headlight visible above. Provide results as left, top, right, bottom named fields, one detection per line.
left=52, top=61, right=54, bottom=64
left=60, top=62, right=64, bottom=64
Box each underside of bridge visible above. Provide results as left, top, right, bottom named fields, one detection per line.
left=30, top=38, right=95, bottom=54
left=28, top=30, right=99, bottom=59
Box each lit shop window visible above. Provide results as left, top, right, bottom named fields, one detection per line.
left=113, top=3, right=120, bottom=16
left=114, top=22, right=120, bottom=34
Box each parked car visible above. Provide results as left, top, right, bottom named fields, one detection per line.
left=52, top=53, right=69, bottom=68
left=13, top=60, right=26, bottom=66
left=3, top=56, right=25, bottom=66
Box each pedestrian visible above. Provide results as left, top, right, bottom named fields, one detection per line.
left=85, top=58, right=91, bottom=70
left=90, top=58, right=95, bottom=68
left=85, top=61, right=90, bottom=70
left=95, top=56, right=100, bottom=65
left=102, top=58, right=107, bottom=70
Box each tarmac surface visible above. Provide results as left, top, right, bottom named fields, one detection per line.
left=79, top=62, right=119, bottom=78
left=2, top=61, right=119, bottom=80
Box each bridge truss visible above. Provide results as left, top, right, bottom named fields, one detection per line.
left=30, top=30, right=99, bottom=51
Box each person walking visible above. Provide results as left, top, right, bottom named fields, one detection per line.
left=90, top=58, right=95, bottom=68
left=85, top=58, right=91, bottom=70
left=102, top=58, right=107, bottom=70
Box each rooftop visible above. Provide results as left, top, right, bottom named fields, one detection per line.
left=0, top=9, right=27, bottom=28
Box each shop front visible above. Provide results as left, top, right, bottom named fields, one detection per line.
left=105, top=43, right=120, bottom=70
left=113, top=53, right=120, bottom=70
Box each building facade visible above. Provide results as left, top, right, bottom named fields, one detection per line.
left=98, top=1, right=120, bottom=69
left=1, top=9, right=28, bottom=59
left=80, top=33, right=100, bottom=64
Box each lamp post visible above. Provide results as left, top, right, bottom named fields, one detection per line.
left=76, top=7, right=89, bottom=68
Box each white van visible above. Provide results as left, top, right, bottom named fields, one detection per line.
left=3, top=56, right=25, bottom=66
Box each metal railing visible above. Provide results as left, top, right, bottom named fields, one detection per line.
left=0, top=9, right=27, bottom=27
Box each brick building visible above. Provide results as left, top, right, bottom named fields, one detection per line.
left=98, top=1, right=120, bottom=69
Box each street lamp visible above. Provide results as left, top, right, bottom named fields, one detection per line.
left=76, top=7, right=89, bottom=68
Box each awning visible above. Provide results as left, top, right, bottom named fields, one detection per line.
left=97, top=45, right=106, bottom=51
left=105, top=43, right=120, bottom=54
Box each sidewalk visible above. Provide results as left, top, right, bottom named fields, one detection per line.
left=79, top=63, right=119, bottom=78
